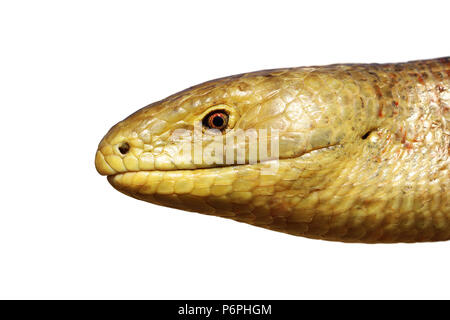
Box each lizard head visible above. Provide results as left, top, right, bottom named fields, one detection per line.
left=94, top=59, right=450, bottom=243
left=95, top=66, right=378, bottom=231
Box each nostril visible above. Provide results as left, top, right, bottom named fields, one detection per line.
left=118, top=142, right=130, bottom=155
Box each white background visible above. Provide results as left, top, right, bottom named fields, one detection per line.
left=0, top=0, right=449, bottom=299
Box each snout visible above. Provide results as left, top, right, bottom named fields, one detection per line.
left=95, top=149, right=117, bottom=176
left=95, top=133, right=135, bottom=176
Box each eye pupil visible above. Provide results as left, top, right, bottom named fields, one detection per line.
left=212, top=115, right=224, bottom=127
left=203, top=111, right=228, bottom=130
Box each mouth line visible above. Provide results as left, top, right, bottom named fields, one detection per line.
left=106, top=159, right=281, bottom=179
left=105, top=144, right=343, bottom=179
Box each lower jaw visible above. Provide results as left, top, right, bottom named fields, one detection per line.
left=105, top=144, right=342, bottom=196
left=107, top=158, right=285, bottom=195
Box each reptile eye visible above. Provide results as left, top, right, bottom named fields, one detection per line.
left=203, top=110, right=229, bottom=130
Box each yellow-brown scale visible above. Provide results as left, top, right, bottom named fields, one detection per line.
left=96, top=57, right=449, bottom=243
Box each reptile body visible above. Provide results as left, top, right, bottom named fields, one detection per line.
left=96, top=57, right=449, bottom=243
